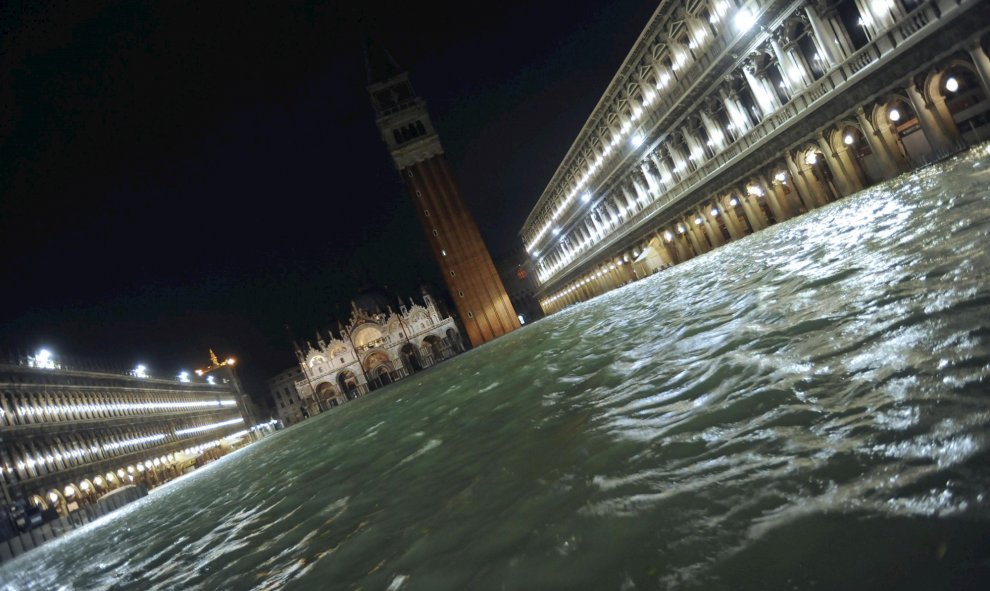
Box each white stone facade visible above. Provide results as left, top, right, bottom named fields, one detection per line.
left=292, top=294, right=463, bottom=414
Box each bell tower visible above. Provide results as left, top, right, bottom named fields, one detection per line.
left=365, top=43, right=519, bottom=347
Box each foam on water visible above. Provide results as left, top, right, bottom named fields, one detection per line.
left=3, top=147, right=990, bottom=590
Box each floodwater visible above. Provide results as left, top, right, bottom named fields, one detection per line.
left=3, top=147, right=990, bottom=590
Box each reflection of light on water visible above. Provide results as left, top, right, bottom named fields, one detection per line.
left=4, top=147, right=990, bottom=590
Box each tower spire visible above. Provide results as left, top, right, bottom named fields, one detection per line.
left=364, top=40, right=402, bottom=85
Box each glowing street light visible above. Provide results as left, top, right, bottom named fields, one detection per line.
left=729, top=197, right=739, bottom=206
left=133, top=364, right=148, bottom=378
left=630, top=131, right=645, bottom=147
left=844, top=133, right=855, bottom=145
left=177, top=371, right=190, bottom=383
left=734, top=8, right=756, bottom=33
left=774, top=171, right=787, bottom=182
left=805, top=152, right=818, bottom=165
left=581, top=192, right=591, bottom=203
left=889, top=108, right=901, bottom=122
left=945, top=76, right=959, bottom=93
left=31, top=348, right=56, bottom=369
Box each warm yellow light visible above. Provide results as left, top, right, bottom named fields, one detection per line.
left=64, top=486, right=75, bottom=497
left=226, top=358, right=236, bottom=366
left=80, top=481, right=91, bottom=491
left=48, top=492, right=59, bottom=503
left=195, top=369, right=204, bottom=376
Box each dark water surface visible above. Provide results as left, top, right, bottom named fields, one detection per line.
left=3, top=147, right=990, bottom=590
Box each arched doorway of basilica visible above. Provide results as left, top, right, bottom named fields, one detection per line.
left=364, top=350, right=394, bottom=389
left=337, top=370, right=360, bottom=400
left=422, top=335, right=445, bottom=364
left=400, top=343, right=423, bottom=374
left=315, top=382, right=339, bottom=409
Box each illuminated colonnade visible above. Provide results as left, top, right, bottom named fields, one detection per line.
left=0, top=362, right=251, bottom=515
left=523, top=0, right=990, bottom=314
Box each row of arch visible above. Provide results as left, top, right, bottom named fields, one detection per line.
left=534, top=0, right=980, bottom=283
left=0, top=388, right=236, bottom=428
left=23, top=445, right=226, bottom=518
left=1, top=412, right=243, bottom=484
left=542, top=49, right=990, bottom=312
left=307, top=330, right=462, bottom=411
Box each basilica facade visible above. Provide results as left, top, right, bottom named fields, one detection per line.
left=292, top=293, right=463, bottom=415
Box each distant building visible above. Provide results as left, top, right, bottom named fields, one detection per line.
left=0, top=351, right=255, bottom=522
left=291, top=292, right=463, bottom=416
left=495, top=248, right=545, bottom=326
left=267, top=366, right=306, bottom=426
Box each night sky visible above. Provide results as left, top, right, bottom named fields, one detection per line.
left=0, top=1, right=657, bottom=406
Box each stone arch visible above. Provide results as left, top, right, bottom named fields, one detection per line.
left=824, top=122, right=879, bottom=188
left=362, top=350, right=394, bottom=388
left=924, top=60, right=989, bottom=144
left=29, top=494, right=48, bottom=511
left=369, top=363, right=393, bottom=386
left=336, top=370, right=360, bottom=400
left=46, top=488, right=67, bottom=515
left=870, top=95, right=927, bottom=165
left=315, top=381, right=340, bottom=406
left=400, top=343, right=423, bottom=374
left=792, top=144, right=840, bottom=205
left=422, top=334, right=446, bottom=364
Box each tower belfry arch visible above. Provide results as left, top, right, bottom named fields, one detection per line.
left=365, top=41, right=520, bottom=347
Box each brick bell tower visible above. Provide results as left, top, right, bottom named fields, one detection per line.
left=365, top=42, right=519, bottom=347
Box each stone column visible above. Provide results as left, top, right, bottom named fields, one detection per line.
left=740, top=191, right=769, bottom=230
left=785, top=153, right=825, bottom=208
left=771, top=36, right=801, bottom=95
left=968, top=41, right=990, bottom=99
left=685, top=220, right=708, bottom=253
left=833, top=138, right=868, bottom=192
left=672, top=230, right=692, bottom=261
left=770, top=180, right=796, bottom=220
left=805, top=2, right=845, bottom=68
left=775, top=173, right=806, bottom=215
left=755, top=175, right=788, bottom=222
left=701, top=112, right=726, bottom=151
left=816, top=135, right=855, bottom=197
left=744, top=66, right=777, bottom=115
left=719, top=88, right=748, bottom=137
left=699, top=208, right=725, bottom=247
left=855, top=106, right=905, bottom=176
left=905, top=81, right=958, bottom=154
left=723, top=197, right=749, bottom=237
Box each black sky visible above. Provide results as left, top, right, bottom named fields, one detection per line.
left=0, top=0, right=657, bottom=406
